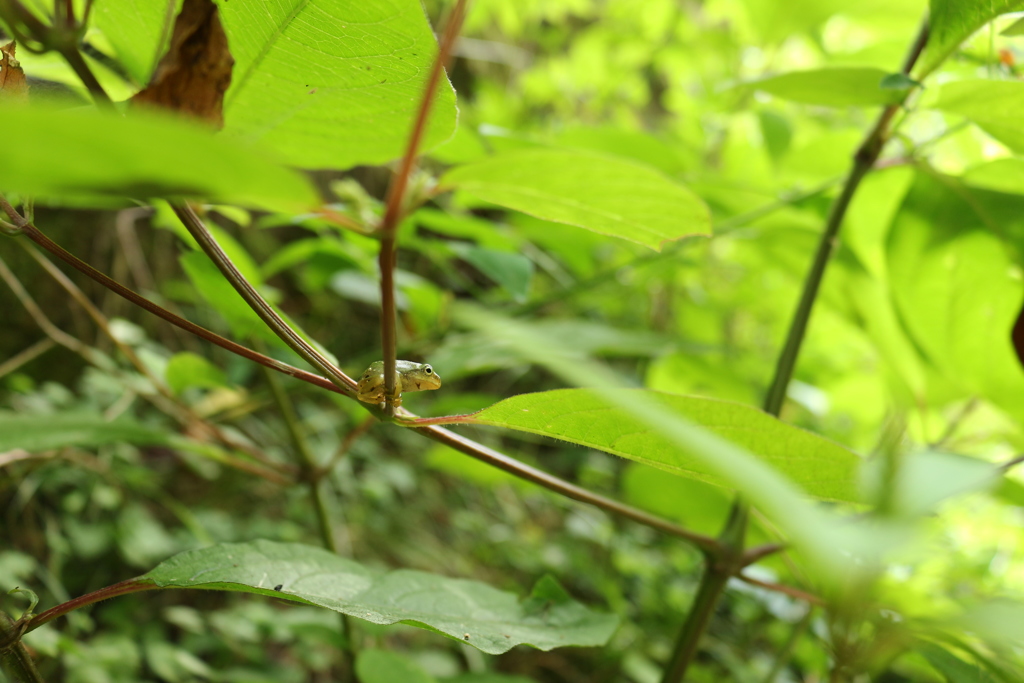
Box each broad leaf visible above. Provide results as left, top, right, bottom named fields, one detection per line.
left=218, top=0, right=457, bottom=169
left=0, top=412, right=168, bottom=451
left=451, top=304, right=912, bottom=578
left=441, top=149, right=711, bottom=251
left=465, top=388, right=862, bottom=502
left=920, top=0, right=1024, bottom=76
left=142, top=540, right=618, bottom=654
left=746, top=68, right=908, bottom=107
left=886, top=173, right=1024, bottom=419
left=933, top=80, right=1024, bottom=153
left=0, top=108, right=318, bottom=212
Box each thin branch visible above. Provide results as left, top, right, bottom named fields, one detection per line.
left=20, top=240, right=295, bottom=480
left=762, top=19, right=929, bottom=416
left=738, top=573, right=825, bottom=606
left=0, top=338, right=55, bottom=380
left=1, top=205, right=724, bottom=556
left=741, top=542, right=787, bottom=567
left=172, top=203, right=358, bottom=397
left=5, top=212, right=343, bottom=395
left=417, top=425, right=722, bottom=555
left=23, top=579, right=154, bottom=634
left=660, top=502, right=748, bottom=683
left=377, top=0, right=468, bottom=416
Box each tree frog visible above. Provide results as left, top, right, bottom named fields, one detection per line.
left=356, top=360, right=441, bottom=407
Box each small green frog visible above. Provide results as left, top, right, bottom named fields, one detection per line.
left=356, top=360, right=441, bottom=407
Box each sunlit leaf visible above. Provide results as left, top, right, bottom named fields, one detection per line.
left=142, top=540, right=618, bottom=654
left=746, top=68, right=908, bottom=107
left=218, top=0, right=457, bottom=169
left=466, top=388, right=862, bottom=502
left=933, top=80, right=1024, bottom=153
left=442, top=149, right=711, bottom=251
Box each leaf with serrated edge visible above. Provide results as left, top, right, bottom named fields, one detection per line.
left=142, top=540, right=617, bottom=654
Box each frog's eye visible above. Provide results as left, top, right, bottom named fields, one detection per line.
left=424, top=366, right=433, bottom=374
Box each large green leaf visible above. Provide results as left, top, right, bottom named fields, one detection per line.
left=932, top=80, right=1024, bottom=153
left=920, top=0, right=1024, bottom=76
left=451, top=304, right=914, bottom=578
left=746, top=68, right=908, bottom=107
left=886, top=173, right=1024, bottom=418
left=217, top=0, right=457, bottom=169
left=0, top=108, right=318, bottom=212
left=0, top=412, right=168, bottom=451
left=441, top=149, right=711, bottom=251
left=466, top=388, right=862, bottom=503
left=141, top=540, right=617, bottom=655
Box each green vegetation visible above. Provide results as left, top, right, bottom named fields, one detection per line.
left=3, top=0, right=1024, bottom=681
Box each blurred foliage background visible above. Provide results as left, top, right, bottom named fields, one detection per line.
left=4, top=0, right=1024, bottom=681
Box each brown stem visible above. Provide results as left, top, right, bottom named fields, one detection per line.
left=0, top=206, right=723, bottom=555
left=20, top=240, right=294, bottom=479
left=416, top=425, right=721, bottom=555
left=377, top=0, right=468, bottom=415
left=0, top=610, right=43, bottom=683
left=4, top=213, right=341, bottom=394
left=23, top=579, right=155, bottom=633
left=737, top=573, right=825, bottom=606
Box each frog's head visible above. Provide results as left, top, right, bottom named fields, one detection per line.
left=406, top=363, right=442, bottom=392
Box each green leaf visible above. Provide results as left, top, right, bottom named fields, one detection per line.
left=217, top=0, right=457, bottom=169
left=92, top=0, right=180, bottom=85
left=452, top=304, right=908, bottom=577
left=165, top=352, right=228, bottom=394
left=356, top=650, right=435, bottom=683
left=0, top=108, right=318, bottom=212
left=886, top=173, right=1024, bottom=418
left=441, top=149, right=711, bottom=251
left=920, top=0, right=1024, bottom=76
left=141, top=540, right=618, bottom=654
left=745, top=68, right=907, bottom=107
left=933, top=80, right=1024, bottom=153
left=0, top=412, right=168, bottom=451
left=1001, top=16, right=1024, bottom=35
left=467, top=388, right=862, bottom=503
left=962, top=158, right=1024, bottom=195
